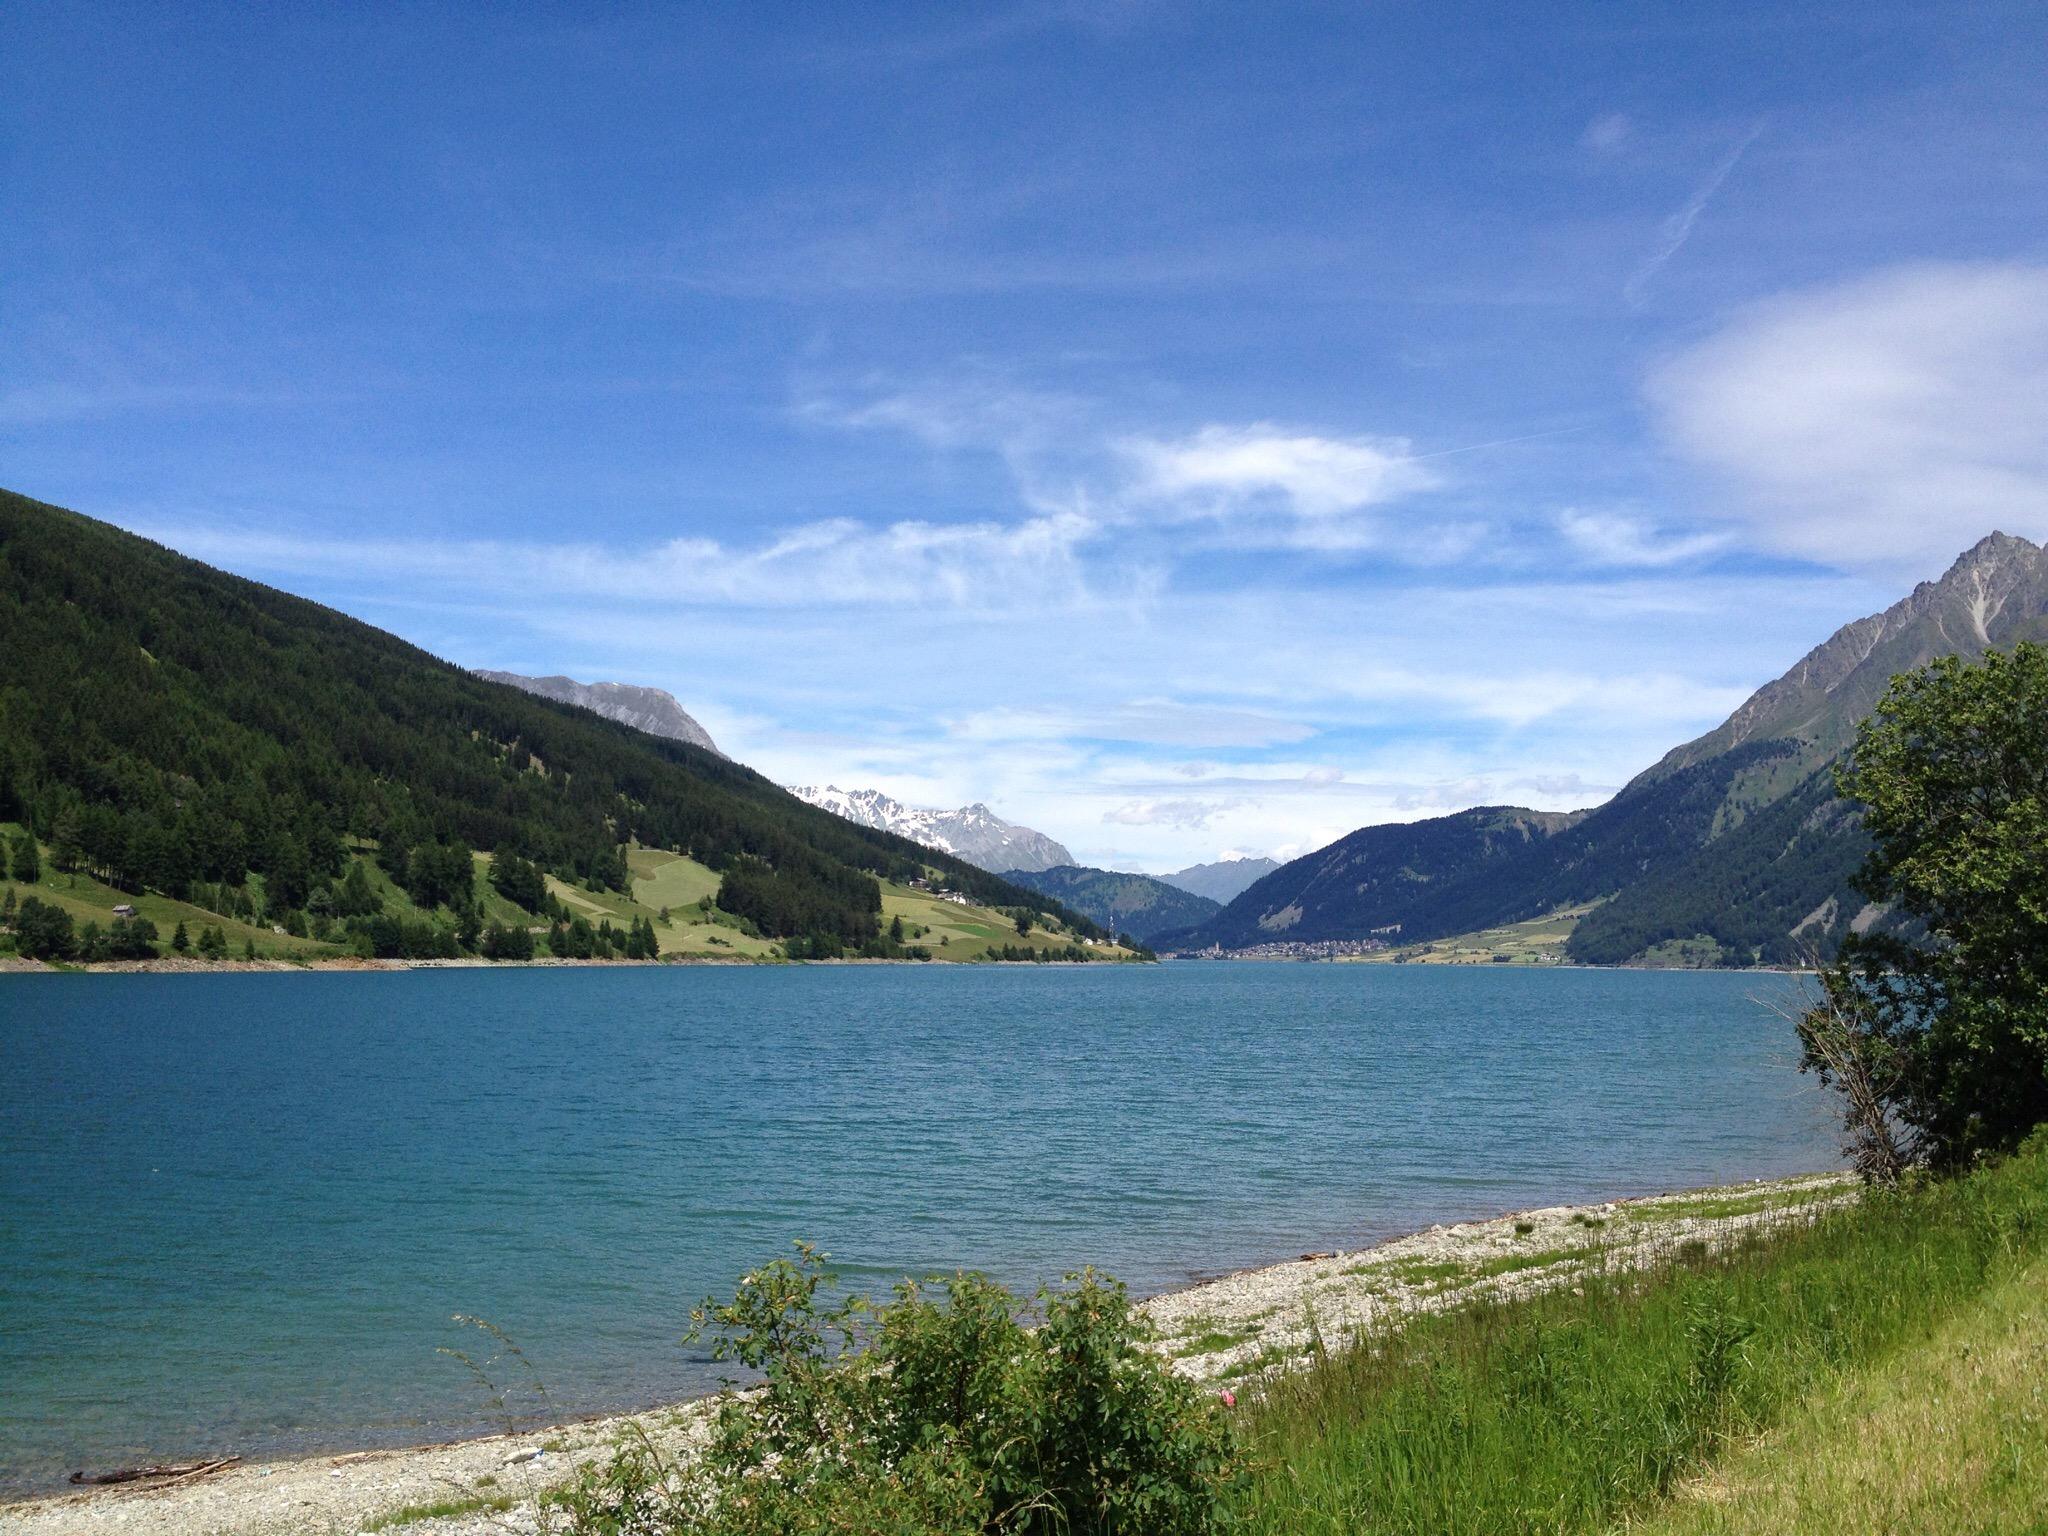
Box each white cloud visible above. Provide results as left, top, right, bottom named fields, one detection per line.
left=1122, top=423, right=1435, bottom=520
left=131, top=510, right=1115, bottom=612
left=949, top=700, right=1316, bottom=749
left=806, top=375, right=1460, bottom=559
left=1652, top=261, right=2048, bottom=567
left=1104, top=798, right=1238, bottom=830
left=1558, top=509, right=1727, bottom=567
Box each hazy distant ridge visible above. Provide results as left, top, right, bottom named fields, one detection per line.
left=1159, top=857, right=1281, bottom=904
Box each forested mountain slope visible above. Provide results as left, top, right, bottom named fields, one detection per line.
left=1169, top=533, right=2048, bottom=965
left=1158, top=807, right=1584, bottom=950
left=0, top=489, right=1100, bottom=957
left=1000, top=865, right=1221, bottom=943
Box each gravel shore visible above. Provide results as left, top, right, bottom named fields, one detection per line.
left=0, top=1170, right=1852, bottom=1536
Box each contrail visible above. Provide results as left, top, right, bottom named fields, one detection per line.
left=1626, top=118, right=1767, bottom=306
left=1400, top=424, right=1595, bottom=463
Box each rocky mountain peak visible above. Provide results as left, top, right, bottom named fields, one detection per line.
left=1644, top=531, right=2048, bottom=779
left=786, top=784, right=1075, bottom=874
left=474, top=671, right=722, bottom=756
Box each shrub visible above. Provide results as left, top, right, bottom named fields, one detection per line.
left=552, top=1244, right=1241, bottom=1535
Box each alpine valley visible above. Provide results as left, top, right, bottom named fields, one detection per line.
left=0, top=489, right=1130, bottom=966
left=1159, top=533, right=2048, bottom=966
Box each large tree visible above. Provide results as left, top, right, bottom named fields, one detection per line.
left=1807, top=642, right=2048, bottom=1170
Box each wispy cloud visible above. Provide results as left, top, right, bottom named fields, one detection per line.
left=131, top=511, right=1125, bottom=613
left=1625, top=118, right=1767, bottom=306
left=1651, top=260, right=2048, bottom=567
left=1103, top=797, right=1240, bottom=830
left=1558, top=509, right=1728, bottom=567
left=1581, top=112, right=1634, bottom=155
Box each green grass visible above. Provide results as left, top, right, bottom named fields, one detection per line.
left=1633, top=1251, right=2048, bottom=1534
left=1173, top=1316, right=1266, bottom=1356
left=1354, top=903, right=1592, bottom=966
left=360, top=1491, right=515, bottom=1530
left=628, top=847, right=722, bottom=911
left=1231, top=1135, right=2048, bottom=1535
left=880, top=880, right=1142, bottom=962
left=545, top=864, right=783, bottom=959
left=1626, top=1182, right=1845, bottom=1224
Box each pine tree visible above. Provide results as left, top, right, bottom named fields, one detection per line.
left=49, top=807, right=82, bottom=875
left=243, top=937, right=256, bottom=962
left=10, top=833, right=40, bottom=886
left=171, top=920, right=190, bottom=952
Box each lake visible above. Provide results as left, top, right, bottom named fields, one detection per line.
left=0, top=963, right=1837, bottom=1493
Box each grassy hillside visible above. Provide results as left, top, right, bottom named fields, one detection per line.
left=0, top=823, right=1136, bottom=966
left=1234, top=1133, right=2048, bottom=1534
left=999, top=864, right=1221, bottom=943
left=1346, top=903, right=1590, bottom=965
left=1636, top=1253, right=2048, bottom=1533
left=0, top=487, right=1109, bottom=963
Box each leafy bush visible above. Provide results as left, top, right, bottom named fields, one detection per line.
left=551, top=1244, right=1241, bottom=1535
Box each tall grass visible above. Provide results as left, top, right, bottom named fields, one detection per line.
left=1233, top=1133, right=2048, bottom=1534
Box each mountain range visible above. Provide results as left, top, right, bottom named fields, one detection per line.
left=1163, top=533, right=2048, bottom=965
left=1158, top=857, right=1283, bottom=904
left=788, top=785, right=1075, bottom=873
left=999, top=866, right=1222, bottom=943
left=474, top=672, right=722, bottom=756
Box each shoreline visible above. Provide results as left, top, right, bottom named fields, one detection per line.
left=2, top=955, right=1803, bottom=976
left=0, top=955, right=1139, bottom=975
left=0, top=1168, right=1854, bottom=1535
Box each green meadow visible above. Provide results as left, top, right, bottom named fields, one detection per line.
left=1353, top=902, right=1592, bottom=965
left=2, top=823, right=1145, bottom=967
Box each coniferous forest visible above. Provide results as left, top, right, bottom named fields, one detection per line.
left=0, top=489, right=1101, bottom=960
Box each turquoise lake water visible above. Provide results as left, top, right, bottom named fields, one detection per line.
left=0, top=964, right=1838, bottom=1492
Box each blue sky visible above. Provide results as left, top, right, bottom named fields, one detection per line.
left=6, top=2, right=2047, bottom=871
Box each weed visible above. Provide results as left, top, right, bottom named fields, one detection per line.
left=362, top=1493, right=515, bottom=1531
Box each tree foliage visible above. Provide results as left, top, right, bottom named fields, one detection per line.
left=1807, top=643, right=2048, bottom=1169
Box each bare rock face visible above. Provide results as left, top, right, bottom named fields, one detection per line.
left=1642, top=530, right=2048, bottom=783
left=787, top=785, right=1074, bottom=873
left=475, top=672, right=722, bottom=757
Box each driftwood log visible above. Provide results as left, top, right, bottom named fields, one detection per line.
left=69, top=1455, right=240, bottom=1487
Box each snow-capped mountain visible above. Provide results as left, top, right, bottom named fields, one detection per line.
left=787, top=785, right=1075, bottom=874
